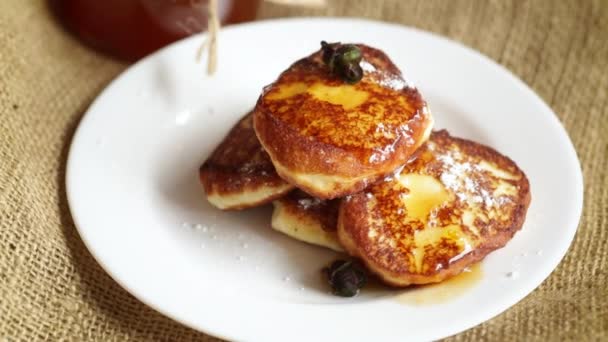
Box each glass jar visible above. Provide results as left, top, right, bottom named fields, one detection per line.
left=51, top=0, right=260, bottom=61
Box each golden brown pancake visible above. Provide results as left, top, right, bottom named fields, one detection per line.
left=271, top=190, right=343, bottom=252
left=254, top=43, right=433, bottom=199
left=199, top=112, right=294, bottom=210
left=338, top=130, right=531, bottom=286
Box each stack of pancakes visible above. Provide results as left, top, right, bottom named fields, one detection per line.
left=200, top=44, right=530, bottom=287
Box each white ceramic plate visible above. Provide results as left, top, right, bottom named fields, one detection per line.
left=67, top=18, right=583, bottom=341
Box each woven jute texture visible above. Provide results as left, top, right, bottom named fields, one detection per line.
left=1, top=0, right=607, bottom=340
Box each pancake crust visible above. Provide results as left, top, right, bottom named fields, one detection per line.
left=338, top=130, right=531, bottom=286
left=254, top=43, right=433, bottom=199
left=271, top=190, right=343, bottom=252
left=199, top=112, right=294, bottom=210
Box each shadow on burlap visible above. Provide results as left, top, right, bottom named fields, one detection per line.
left=0, top=0, right=606, bottom=341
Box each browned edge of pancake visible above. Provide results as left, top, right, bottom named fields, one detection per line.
left=199, top=112, right=294, bottom=210
left=254, top=108, right=431, bottom=200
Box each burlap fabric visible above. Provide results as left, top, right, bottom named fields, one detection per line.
left=1, top=0, right=606, bottom=340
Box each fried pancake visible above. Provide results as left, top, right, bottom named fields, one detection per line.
left=338, top=130, right=531, bottom=286
left=254, top=43, right=433, bottom=199
left=199, top=112, right=294, bottom=210
left=271, top=190, right=343, bottom=252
